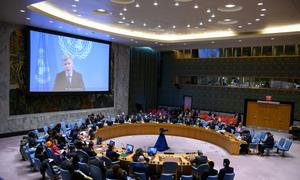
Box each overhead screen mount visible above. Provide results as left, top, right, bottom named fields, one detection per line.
left=28, top=27, right=111, bottom=93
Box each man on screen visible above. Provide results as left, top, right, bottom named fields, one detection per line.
left=53, top=54, right=85, bottom=91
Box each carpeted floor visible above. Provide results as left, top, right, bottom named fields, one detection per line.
left=0, top=130, right=299, bottom=180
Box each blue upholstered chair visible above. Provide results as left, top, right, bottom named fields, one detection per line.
left=274, top=138, right=286, bottom=151
left=162, top=161, right=178, bottom=179
left=134, top=172, right=147, bottom=180
left=223, top=173, right=235, bottom=180
left=78, top=162, right=90, bottom=176
left=180, top=175, right=193, bottom=180
left=192, top=163, right=209, bottom=179
left=90, top=165, right=103, bottom=180
left=60, top=168, right=71, bottom=180
left=207, top=175, right=218, bottom=180
left=160, top=173, right=174, bottom=180
left=277, top=139, right=293, bottom=156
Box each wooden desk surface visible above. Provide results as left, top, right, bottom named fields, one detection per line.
left=95, top=123, right=246, bottom=155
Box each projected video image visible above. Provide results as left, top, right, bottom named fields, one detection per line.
left=29, top=29, right=110, bottom=92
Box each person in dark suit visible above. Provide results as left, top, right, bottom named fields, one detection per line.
left=132, top=156, right=150, bottom=179
left=190, top=150, right=208, bottom=167
left=53, top=54, right=85, bottom=91
left=258, top=132, right=274, bottom=155
left=201, top=161, right=218, bottom=180
left=106, top=144, right=120, bottom=162
left=218, top=158, right=234, bottom=180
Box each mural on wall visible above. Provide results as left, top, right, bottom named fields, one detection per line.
left=9, top=29, right=114, bottom=115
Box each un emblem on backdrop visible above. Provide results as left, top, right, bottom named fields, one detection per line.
left=58, top=36, right=93, bottom=60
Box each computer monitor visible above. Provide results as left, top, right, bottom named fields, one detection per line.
left=108, top=140, right=115, bottom=146
left=96, top=136, right=102, bottom=145
left=147, top=147, right=157, bottom=156
left=125, top=144, right=134, bottom=153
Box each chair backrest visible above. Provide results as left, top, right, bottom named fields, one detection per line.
left=207, top=175, right=218, bottom=180
left=78, top=162, right=90, bottom=176
left=134, top=171, right=147, bottom=180
left=33, top=158, right=42, bottom=171
left=162, top=161, right=178, bottom=174
left=160, top=173, right=174, bottom=180
left=60, top=168, right=71, bottom=180
left=25, top=150, right=34, bottom=166
left=45, top=162, right=58, bottom=177
left=224, top=173, right=235, bottom=180
left=277, top=138, right=286, bottom=147
left=45, top=147, right=55, bottom=159
left=90, top=165, right=103, bottom=180
left=76, top=150, right=90, bottom=163
left=101, top=155, right=113, bottom=169
left=196, top=163, right=209, bottom=173
left=180, top=175, right=193, bottom=180
left=43, top=126, right=48, bottom=134
left=283, top=140, right=293, bottom=150
left=260, top=132, right=267, bottom=141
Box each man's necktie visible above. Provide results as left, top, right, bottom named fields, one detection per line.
left=67, top=74, right=72, bottom=84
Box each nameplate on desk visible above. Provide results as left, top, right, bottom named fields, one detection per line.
left=257, top=100, right=280, bottom=105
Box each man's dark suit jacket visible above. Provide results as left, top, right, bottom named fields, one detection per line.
left=218, top=166, right=234, bottom=180
left=191, top=155, right=208, bottom=167
left=132, top=162, right=150, bottom=177
left=106, top=149, right=120, bottom=162
left=201, top=168, right=218, bottom=180
left=53, top=70, right=85, bottom=91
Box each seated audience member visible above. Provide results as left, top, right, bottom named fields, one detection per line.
left=258, top=132, right=274, bottom=155
left=83, top=141, right=97, bottom=157
left=240, top=130, right=252, bottom=154
left=27, top=131, right=38, bottom=148
left=201, top=161, right=218, bottom=180
left=190, top=150, right=208, bottom=167
left=34, top=144, right=49, bottom=179
left=235, top=122, right=244, bottom=134
left=46, top=138, right=60, bottom=154
left=89, top=157, right=107, bottom=179
left=106, top=164, right=127, bottom=180
left=61, top=158, right=92, bottom=180
left=132, top=156, right=150, bottom=178
left=106, top=144, right=120, bottom=162
left=218, top=159, right=234, bottom=180
left=132, top=148, right=149, bottom=162
left=88, top=125, right=97, bottom=140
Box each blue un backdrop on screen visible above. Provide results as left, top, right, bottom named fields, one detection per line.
left=29, top=30, right=110, bottom=92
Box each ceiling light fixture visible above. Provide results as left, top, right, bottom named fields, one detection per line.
left=49, top=20, right=53, bottom=23
left=158, top=25, right=161, bottom=28
left=130, top=39, right=134, bottom=41
left=248, top=22, right=252, bottom=25
left=122, top=16, right=126, bottom=20
left=255, top=18, right=260, bottom=21
left=131, top=20, right=134, bottom=23
left=123, top=8, right=127, bottom=11
left=238, top=25, right=242, bottom=28
left=72, top=4, right=76, bottom=7
left=199, top=22, right=203, bottom=25
left=119, top=12, right=123, bottom=15
left=117, top=21, right=124, bottom=24
left=143, top=23, right=146, bottom=26
left=238, top=39, right=242, bottom=42
left=211, top=41, right=215, bottom=44
left=153, top=1, right=158, bottom=6
left=20, top=9, right=25, bottom=13
left=187, top=24, right=190, bottom=28
left=26, top=17, right=31, bottom=20
left=261, top=8, right=266, bottom=11
left=224, top=19, right=231, bottom=22
left=135, top=3, right=140, bottom=8
left=208, top=19, right=212, bottom=22
left=211, top=14, right=215, bottom=18
left=175, top=2, right=179, bottom=6
left=73, top=9, right=77, bottom=12
left=206, top=9, right=211, bottom=13
left=260, top=14, right=265, bottom=16
left=173, top=25, right=176, bottom=29
left=257, top=2, right=263, bottom=6
left=271, top=37, right=275, bottom=40
left=194, top=4, right=198, bottom=9
left=225, top=4, right=236, bottom=8
left=74, top=0, right=79, bottom=2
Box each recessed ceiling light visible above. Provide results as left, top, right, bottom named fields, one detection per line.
left=255, top=18, right=260, bottom=21
left=194, top=26, right=199, bottom=29
left=225, top=4, right=236, bottom=8
left=117, top=21, right=124, bottom=24
left=271, top=37, right=275, bottom=40
left=72, top=4, right=77, bottom=7
left=206, top=9, right=211, bottom=13
left=97, top=9, right=106, bottom=13
left=153, top=1, right=158, bottom=6
left=187, top=24, right=190, bottom=28
left=211, top=14, right=215, bottom=18
left=238, top=25, right=243, bottom=28
left=20, top=9, right=25, bottom=13
left=135, top=3, right=140, bottom=8
left=119, top=12, right=123, bottom=16
left=261, top=8, right=266, bottom=11
left=123, top=8, right=127, bottom=11
left=183, top=43, right=187, bottom=45
left=238, top=39, right=242, bottom=42
left=199, top=22, right=203, bottom=25
left=211, top=41, right=215, bottom=44
left=260, top=13, right=265, bottom=16
left=194, top=4, right=199, bottom=9
left=172, top=25, right=176, bottom=29
left=175, top=2, right=179, bottom=6
left=75, top=0, right=79, bottom=2
left=143, top=23, right=146, bottom=26
left=208, top=19, right=212, bottom=22
left=158, top=25, right=161, bottom=28
left=122, top=16, right=126, bottom=20
left=26, top=17, right=30, bottom=20
left=73, top=9, right=77, bottom=12
left=247, top=22, right=252, bottom=25
left=131, top=20, right=134, bottom=23
left=257, top=2, right=263, bottom=6
left=224, top=19, right=231, bottom=22
left=49, top=20, right=53, bottom=23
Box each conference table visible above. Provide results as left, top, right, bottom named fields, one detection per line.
left=94, top=122, right=246, bottom=176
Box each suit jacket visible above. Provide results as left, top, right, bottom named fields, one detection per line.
left=132, top=162, right=150, bottom=177
left=53, top=70, right=85, bottom=91
left=201, top=168, right=218, bottom=180
left=191, top=155, right=208, bottom=167
left=106, top=149, right=120, bottom=162
left=218, top=166, right=234, bottom=180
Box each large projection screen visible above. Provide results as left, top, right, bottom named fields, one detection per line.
left=28, top=28, right=110, bottom=93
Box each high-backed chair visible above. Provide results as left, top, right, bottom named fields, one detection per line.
left=60, top=168, right=71, bottom=180
left=78, top=162, right=90, bottom=176
left=274, top=138, right=286, bottom=151
left=134, top=172, right=147, bottom=180
left=223, top=173, right=235, bottom=180
left=180, top=175, right=193, bottom=180
left=277, top=140, right=293, bottom=156
left=207, top=175, right=218, bottom=180
left=192, top=163, right=209, bottom=179
left=101, top=155, right=119, bottom=169
left=45, top=162, right=60, bottom=180
left=162, top=162, right=178, bottom=179
left=160, top=173, right=174, bottom=180
left=76, top=150, right=90, bottom=163
left=33, top=157, right=42, bottom=172
left=128, top=162, right=141, bottom=177
left=249, top=133, right=261, bottom=152
left=90, top=165, right=104, bottom=180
